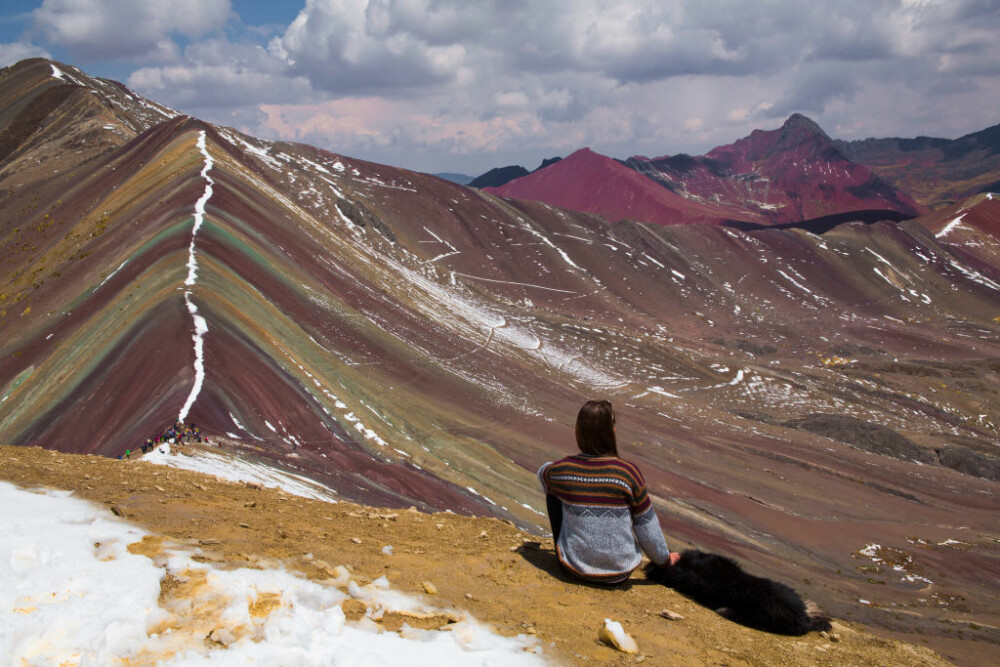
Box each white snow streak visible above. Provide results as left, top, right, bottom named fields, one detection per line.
left=453, top=272, right=578, bottom=294
left=935, top=213, right=966, bottom=239
left=94, top=259, right=129, bottom=291
left=519, top=219, right=585, bottom=273
left=178, top=131, right=214, bottom=422
left=950, top=260, right=1000, bottom=292
left=642, top=253, right=665, bottom=268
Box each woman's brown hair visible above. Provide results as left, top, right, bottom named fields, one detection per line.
left=575, top=399, right=618, bottom=456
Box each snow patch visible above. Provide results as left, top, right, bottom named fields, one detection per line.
left=144, top=444, right=338, bottom=503
left=0, top=482, right=542, bottom=665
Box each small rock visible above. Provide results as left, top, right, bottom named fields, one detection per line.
left=381, top=545, right=394, bottom=556
left=110, top=505, right=124, bottom=517
left=464, top=593, right=475, bottom=600
left=238, top=523, right=250, bottom=529
left=209, top=628, right=236, bottom=646
left=598, top=619, right=637, bottom=654
left=658, top=609, right=684, bottom=621
left=435, top=523, right=445, bottom=530
left=423, top=581, right=438, bottom=595
left=351, top=537, right=363, bottom=544
left=479, top=530, right=488, bottom=539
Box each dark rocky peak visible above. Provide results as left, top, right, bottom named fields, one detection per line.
left=534, top=156, right=562, bottom=172
left=778, top=113, right=832, bottom=146
left=467, top=155, right=563, bottom=189
left=469, top=164, right=529, bottom=188
left=658, top=153, right=699, bottom=174
left=782, top=112, right=826, bottom=135
left=944, top=122, right=1000, bottom=160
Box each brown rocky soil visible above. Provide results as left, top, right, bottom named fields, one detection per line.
left=1, top=443, right=956, bottom=666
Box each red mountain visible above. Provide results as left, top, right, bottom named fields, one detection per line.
left=486, top=115, right=927, bottom=227
left=484, top=147, right=749, bottom=226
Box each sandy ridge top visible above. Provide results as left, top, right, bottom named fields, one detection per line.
left=0, top=444, right=950, bottom=666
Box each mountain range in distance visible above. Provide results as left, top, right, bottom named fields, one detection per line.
left=434, top=157, right=564, bottom=188
left=1, top=58, right=999, bottom=659
left=431, top=172, right=475, bottom=186
left=473, top=114, right=999, bottom=229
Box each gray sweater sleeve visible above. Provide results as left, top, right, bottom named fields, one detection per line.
left=537, top=461, right=553, bottom=493
left=633, top=507, right=671, bottom=566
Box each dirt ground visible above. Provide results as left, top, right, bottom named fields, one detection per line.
left=1, top=444, right=955, bottom=665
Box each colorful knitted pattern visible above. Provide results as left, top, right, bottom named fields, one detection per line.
left=539, top=454, right=670, bottom=583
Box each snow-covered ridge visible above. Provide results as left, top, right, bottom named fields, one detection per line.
left=178, top=131, right=214, bottom=423
left=49, top=60, right=179, bottom=134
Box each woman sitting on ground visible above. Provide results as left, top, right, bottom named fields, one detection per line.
left=538, top=399, right=680, bottom=584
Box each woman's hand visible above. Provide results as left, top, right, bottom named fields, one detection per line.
left=668, top=551, right=681, bottom=566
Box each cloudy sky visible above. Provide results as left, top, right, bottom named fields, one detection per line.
left=2, top=0, right=998, bottom=175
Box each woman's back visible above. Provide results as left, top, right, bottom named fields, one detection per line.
left=540, top=452, right=670, bottom=583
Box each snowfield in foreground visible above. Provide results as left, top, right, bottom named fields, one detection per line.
left=0, top=481, right=544, bottom=665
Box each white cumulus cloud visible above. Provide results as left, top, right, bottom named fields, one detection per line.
left=33, top=0, right=233, bottom=62
left=9, top=0, right=999, bottom=173
left=0, top=41, right=52, bottom=67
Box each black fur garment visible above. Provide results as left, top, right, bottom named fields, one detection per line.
left=646, top=550, right=832, bottom=635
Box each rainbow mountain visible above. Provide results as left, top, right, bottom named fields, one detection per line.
left=1, top=58, right=999, bottom=649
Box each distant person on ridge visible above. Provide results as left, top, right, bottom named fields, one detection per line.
left=538, top=399, right=680, bottom=584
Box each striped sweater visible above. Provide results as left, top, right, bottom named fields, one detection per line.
left=538, top=454, right=670, bottom=583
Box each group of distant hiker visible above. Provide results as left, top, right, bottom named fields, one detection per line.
left=539, top=399, right=830, bottom=635
left=130, top=421, right=204, bottom=457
